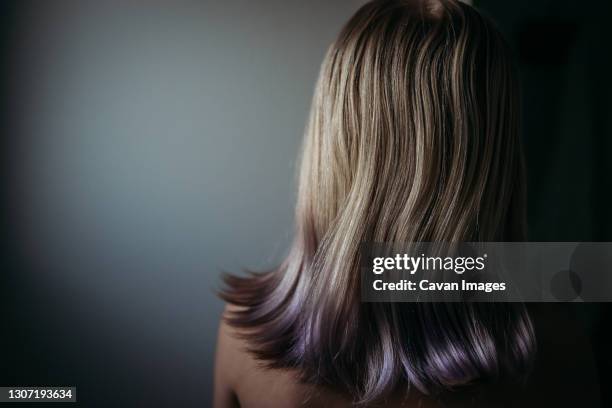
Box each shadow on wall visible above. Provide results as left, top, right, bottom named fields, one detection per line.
left=479, top=0, right=612, bottom=405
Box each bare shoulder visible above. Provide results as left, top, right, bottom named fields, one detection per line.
left=215, top=303, right=254, bottom=387
left=214, top=303, right=344, bottom=407
left=213, top=303, right=250, bottom=408
left=214, top=304, right=438, bottom=408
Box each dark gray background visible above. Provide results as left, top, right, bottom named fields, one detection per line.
left=1, top=0, right=611, bottom=406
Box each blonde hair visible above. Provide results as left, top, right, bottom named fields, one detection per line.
left=222, top=0, right=534, bottom=404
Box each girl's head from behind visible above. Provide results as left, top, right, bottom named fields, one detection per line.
left=223, top=0, right=534, bottom=404
left=299, top=0, right=524, bottom=246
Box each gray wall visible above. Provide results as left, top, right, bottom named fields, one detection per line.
left=4, top=1, right=364, bottom=405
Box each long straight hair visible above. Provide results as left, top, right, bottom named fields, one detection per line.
left=221, top=0, right=535, bottom=404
